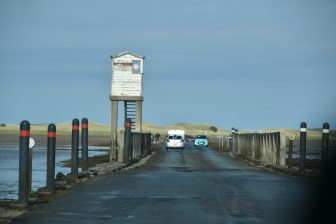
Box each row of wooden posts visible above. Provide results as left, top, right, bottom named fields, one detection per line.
left=228, top=122, right=331, bottom=175
left=18, top=118, right=89, bottom=207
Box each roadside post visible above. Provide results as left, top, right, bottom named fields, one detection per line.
left=221, top=134, right=224, bottom=148
left=71, top=119, right=80, bottom=177
left=288, top=136, right=294, bottom=169
left=299, top=122, right=307, bottom=176
left=124, top=118, right=132, bottom=163
left=229, top=128, right=235, bottom=151
left=234, top=128, right=238, bottom=153
left=46, top=124, right=56, bottom=192
left=321, top=123, right=330, bottom=175
left=18, top=120, right=30, bottom=206
left=81, top=118, right=89, bottom=171
left=28, top=137, right=35, bottom=195
left=228, top=136, right=231, bottom=150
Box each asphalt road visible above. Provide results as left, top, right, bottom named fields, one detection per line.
left=13, top=143, right=318, bottom=224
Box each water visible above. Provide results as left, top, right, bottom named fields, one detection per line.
left=0, top=144, right=108, bottom=199
left=288, top=141, right=336, bottom=160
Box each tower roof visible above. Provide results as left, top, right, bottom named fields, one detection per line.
left=110, top=51, right=145, bottom=59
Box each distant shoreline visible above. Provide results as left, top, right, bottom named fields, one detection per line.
left=1, top=121, right=335, bottom=144
left=0, top=132, right=110, bottom=148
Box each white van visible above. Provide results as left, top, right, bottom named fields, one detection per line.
left=166, top=130, right=185, bottom=149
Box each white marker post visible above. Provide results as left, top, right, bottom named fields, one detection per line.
left=299, top=122, right=307, bottom=176
left=321, top=123, right=330, bottom=175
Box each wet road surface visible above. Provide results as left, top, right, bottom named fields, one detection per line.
left=13, top=143, right=316, bottom=223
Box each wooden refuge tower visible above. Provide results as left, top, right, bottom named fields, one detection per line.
left=109, top=51, right=145, bottom=161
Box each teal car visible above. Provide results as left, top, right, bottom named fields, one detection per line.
left=194, top=135, right=208, bottom=147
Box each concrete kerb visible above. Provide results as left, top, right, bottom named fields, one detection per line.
left=228, top=151, right=319, bottom=177
left=0, top=208, right=25, bottom=222
left=264, top=164, right=319, bottom=177
left=0, top=150, right=157, bottom=222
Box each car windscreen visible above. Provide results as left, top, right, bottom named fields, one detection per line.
left=168, top=135, right=183, bottom=140
left=196, top=135, right=207, bottom=139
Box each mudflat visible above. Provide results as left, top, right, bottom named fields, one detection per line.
left=0, top=133, right=110, bottom=148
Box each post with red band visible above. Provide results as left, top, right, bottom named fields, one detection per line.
left=124, top=118, right=132, bottom=163
left=81, top=118, right=89, bottom=171
left=47, top=124, right=56, bottom=192
left=71, top=119, right=80, bottom=177
left=18, top=120, right=30, bottom=207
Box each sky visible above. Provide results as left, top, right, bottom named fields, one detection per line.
left=0, top=0, right=335, bottom=130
